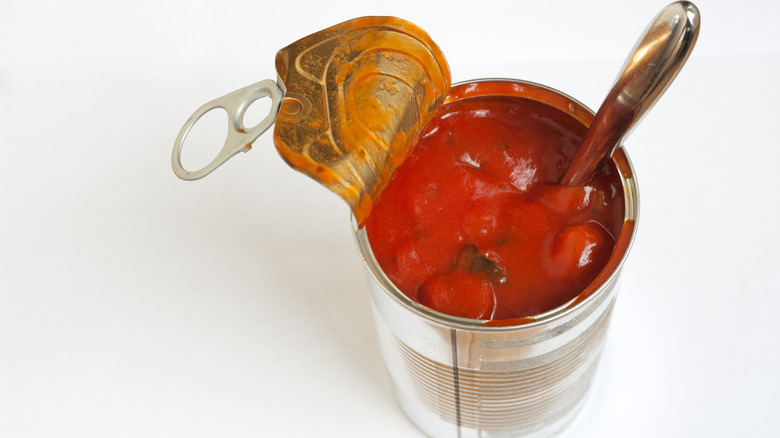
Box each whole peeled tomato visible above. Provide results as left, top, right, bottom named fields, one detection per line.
left=417, top=270, right=496, bottom=319
left=548, top=223, right=614, bottom=283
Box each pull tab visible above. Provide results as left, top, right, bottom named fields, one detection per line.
left=172, top=79, right=283, bottom=180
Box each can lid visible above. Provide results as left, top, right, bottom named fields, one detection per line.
left=171, top=17, right=451, bottom=224
left=273, top=17, right=451, bottom=224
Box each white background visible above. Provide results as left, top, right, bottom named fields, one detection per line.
left=2, top=0, right=779, bottom=436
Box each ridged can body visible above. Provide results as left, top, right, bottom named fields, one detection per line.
left=353, top=79, right=639, bottom=437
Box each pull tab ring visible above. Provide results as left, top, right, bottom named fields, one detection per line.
left=172, top=79, right=283, bottom=180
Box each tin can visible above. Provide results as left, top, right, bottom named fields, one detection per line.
left=352, top=79, right=639, bottom=437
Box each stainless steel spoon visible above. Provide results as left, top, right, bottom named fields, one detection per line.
left=560, top=1, right=701, bottom=186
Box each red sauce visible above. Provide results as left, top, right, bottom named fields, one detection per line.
left=364, top=83, right=625, bottom=320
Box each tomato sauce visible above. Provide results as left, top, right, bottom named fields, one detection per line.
left=364, top=82, right=625, bottom=320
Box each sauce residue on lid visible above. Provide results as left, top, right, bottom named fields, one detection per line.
left=273, top=16, right=451, bottom=224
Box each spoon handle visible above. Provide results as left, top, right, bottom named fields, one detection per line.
left=560, top=1, right=700, bottom=186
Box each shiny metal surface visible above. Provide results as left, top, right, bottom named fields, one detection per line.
left=560, top=1, right=700, bottom=186
left=172, top=80, right=283, bottom=181
left=353, top=80, right=639, bottom=437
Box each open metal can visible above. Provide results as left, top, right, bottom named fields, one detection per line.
left=352, top=79, right=639, bottom=438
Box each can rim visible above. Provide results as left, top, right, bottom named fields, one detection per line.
left=352, top=78, right=639, bottom=332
